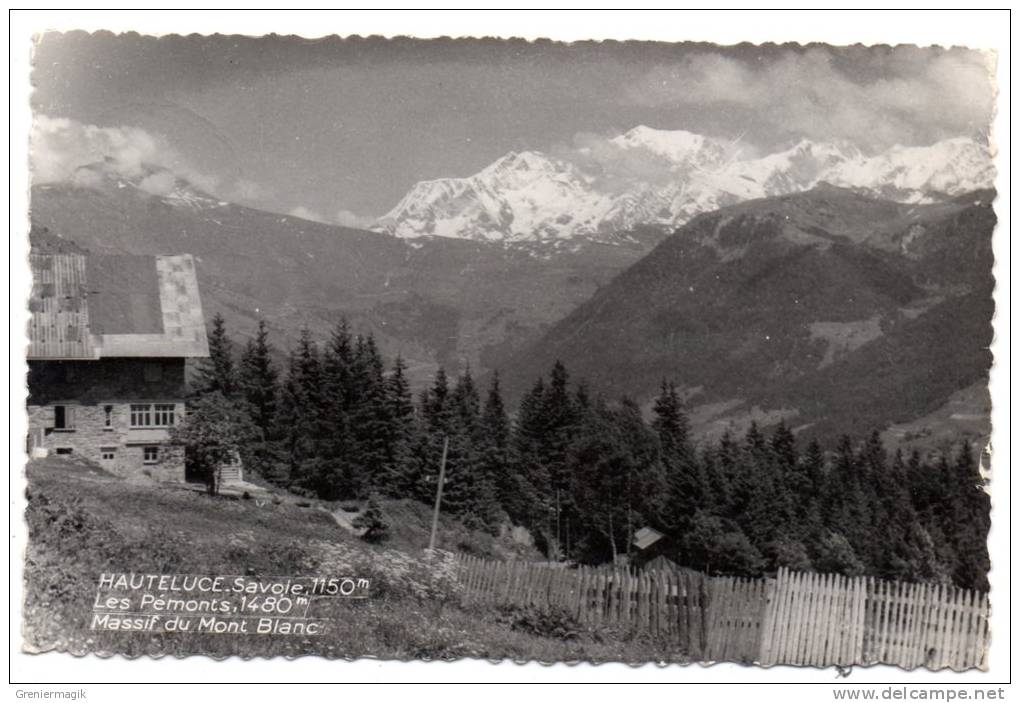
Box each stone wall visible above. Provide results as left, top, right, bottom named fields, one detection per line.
left=27, top=402, right=186, bottom=482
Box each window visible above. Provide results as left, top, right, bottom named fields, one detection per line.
left=130, top=404, right=151, bottom=427
left=143, top=363, right=163, bottom=382
left=55, top=447, right=73, bottom=455
left=100, top=447, right=116, bottom=461
left=53, top=405, right=76, bottom=431
left=143, top=446, right=159, bottom=464
left=131, top=403, right=175, bottom=428
left=103, top=405, right=114, bottom=429
left=154, top=404, right=176, bottom=426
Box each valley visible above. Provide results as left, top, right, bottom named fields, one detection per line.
left=28, top=127, right=996, bottom=451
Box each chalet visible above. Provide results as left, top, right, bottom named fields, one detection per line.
left=26, top=253, right=209, bottom=481
left=630, top=526, right=674, bottom=570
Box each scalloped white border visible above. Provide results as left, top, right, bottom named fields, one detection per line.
left=7, top=8, right=1012, bottom=690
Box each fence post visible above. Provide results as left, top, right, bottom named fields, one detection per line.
left=759, top=572, right=776, bottom=666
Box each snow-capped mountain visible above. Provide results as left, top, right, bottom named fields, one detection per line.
left=375, top=127, right=994, bottom=243
left=824, top=138, right=996, bottom=203
left=375, top=151, right=617, bottom=242
left=608, top=125, right=728, bottom=169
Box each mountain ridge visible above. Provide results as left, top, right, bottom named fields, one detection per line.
left=495, top=184, right=995, bottom=448
left=375, top=127, right=994, bottom=244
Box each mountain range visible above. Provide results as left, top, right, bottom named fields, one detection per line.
left=375, top=127, right=994, bottom=245
left=28, top=127, right=996, bottom=451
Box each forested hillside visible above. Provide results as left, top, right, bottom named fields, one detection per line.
left=187, top=316, right=990, bottom=591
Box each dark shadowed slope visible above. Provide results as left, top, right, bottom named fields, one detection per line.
left=499, top=185, right=995, bottom=447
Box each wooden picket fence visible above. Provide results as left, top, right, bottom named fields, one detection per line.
left=456, top=555, right=709, bottom=657
left=705, top=576, right=770, bottom=664
left=454, top=556, right=990, bottom=670
left=759, top=568, right=990, bottom=671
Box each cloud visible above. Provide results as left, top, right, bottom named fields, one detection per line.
left=229, top=178, right=269, bottom=202
left=137, top=170, right=178, bottom=196
left=286, top=206, right=376, bottom=230
left=288, top=206, right=326, bottom=223
left=625, top=47, right=995, bottom=151
left=30, top=114, right=267, bottom=204
left=335, top=209, right=377, bottom=230
left=31, top=115, right=381, bottom=230
left=31, top=114, right=213, bottom=186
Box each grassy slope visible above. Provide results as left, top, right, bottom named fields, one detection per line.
left=22, top=458, right=686, bottom=663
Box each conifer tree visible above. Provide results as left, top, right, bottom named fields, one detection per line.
left=452, top=364, right=481, bottom=431
left=539, top=361, right=579, bottom=554
left=237, top=319, right=278, bottom=437
left=797, top=438, right=827, bottom=538
left=699, top=447, right=726, bottom=515
left=353, top=495, right=390, bottom=543
left=194, top=313, right=236, bottom=397
left=739, top=422, right=785, bottom=555
left=617, top=396, right=668, bottom=555
left=803, top=439, right=826, bottom=488
left=441, top=366, right=491, bottom=529
left=922, top=450, right=961, bottom=578
left=949, top=441, right=991, bottom=590
left=509, top=377, right=552, bottom=534
left=652, top=380, right=692, bottom=461
left=825, top=434, right=873, bottom=570
left=278, top=329, right=328, bottom=493
left=908, top=448, right=939, bottom=525
left=860, top=432, right=927, bottom=580
left=236, top=319, right=281, bottom=481
left=407, top=367, right=455, bottom=505
left=764, top=421, right=805, bottom=564
left=423, top=366, right=451, bottom=431
left=721, top=425, right=762, bottom=529
left=319, top=320, right=357, bottom=497
left=348, top=334, right=391, bottom=495
left=775, top=421, right=809, bottom=518
left=713, top=430, right=740, bottom=520
left=324, top=319, right=355, bottom=409
left=481, top=372, right=510, bottom=459
left=383, top=354, right=417, bottom=495
left=653, top=379, right=701, bottom=531
left=477, top=372, right=511, bottom=525
left=276, top=351, right=305, bottom=486
left=882, top=448, right=933, bottom=582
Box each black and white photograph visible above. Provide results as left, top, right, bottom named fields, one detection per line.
left=9, top=10, right=1010, bottom=689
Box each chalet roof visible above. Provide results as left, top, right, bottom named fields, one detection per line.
left=27, top=253, right=209, bottom=360
left=633, top=526, right=665, bottom=551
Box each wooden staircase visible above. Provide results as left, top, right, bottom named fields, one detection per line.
left=218, top=453, right=243, bottom=485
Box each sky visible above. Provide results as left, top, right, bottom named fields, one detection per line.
left=30, top=32, right=996, bottom=226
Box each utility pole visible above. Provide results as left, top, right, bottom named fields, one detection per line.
left=427, top=435, right=449, bottom=552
